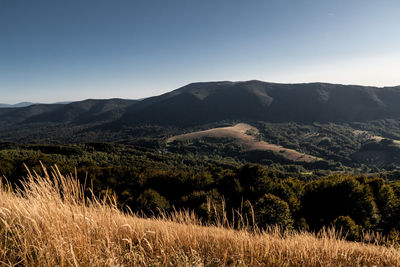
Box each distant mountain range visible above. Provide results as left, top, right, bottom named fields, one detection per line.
left=2, top=80, right=400, bottom=142
left=118, top=81, right=400, bottom=125
left=0, top=101, right=72, bottom=108
left=0, top=102, right=35, bottom=108
left=0, top=99, right=137, bottom=125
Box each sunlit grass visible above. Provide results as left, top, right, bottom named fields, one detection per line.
left=0, top=166, right=399, bottom=266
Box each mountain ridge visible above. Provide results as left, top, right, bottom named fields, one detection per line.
left=118, top=80, right=400, bottom=126
left=0, top=102, right=35, bottom=108
left=2, top=81, right=400, bottom=131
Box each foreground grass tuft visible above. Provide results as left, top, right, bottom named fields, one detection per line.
left=0, top=166, right=399, bottom=266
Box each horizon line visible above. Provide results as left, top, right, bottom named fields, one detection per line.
left=2, top=79, right=400, bottom=105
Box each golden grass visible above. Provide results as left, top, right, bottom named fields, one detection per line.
left=168, top=123, right=319, bottom=162
left=0, top=166, right=399, bottom=266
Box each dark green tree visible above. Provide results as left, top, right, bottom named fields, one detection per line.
left=332, top=216, right=361, bottom=241
left=136, top=189, right=170, bottom=215
left=255, top=193, right=293, bottom=230
left=302, top=175, right=380, bottom=230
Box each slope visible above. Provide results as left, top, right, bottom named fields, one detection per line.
left=119, top=81, right=400, bottom=126
left=168, top=123, right=318, bottom=162
left=1, top=167, right=399, bottom=266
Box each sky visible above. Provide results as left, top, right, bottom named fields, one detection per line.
left=1, top=0, right=400, bottom=104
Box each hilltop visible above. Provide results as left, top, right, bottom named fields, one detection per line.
left=119, top=81, right=400, bottom=126
left=0, top=102, right=35, bottom=108
left=3, top=81, right=400, bottom=170
left=2, top=81, right=400, bottom=129
left=168, top=123, right=318, bottom=162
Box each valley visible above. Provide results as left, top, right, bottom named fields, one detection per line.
left=2, top=81, right=400, bottom=260
left=0, top=81, right=400, bottom=263
left=4, top=1, right=399, bottom=264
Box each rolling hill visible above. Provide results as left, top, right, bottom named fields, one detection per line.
left=0, top=98, right=138, bottom=126
left=2, top=80, right=400, bottom=163
left=3, top=167, right=399, bottom=266
left=0, top=102, right=35, bottom=108
left=2, top=81, right=400, bottom=128
left=168, top=123, right=318, bottom=162
left=118, top=80, right=400, bottom=126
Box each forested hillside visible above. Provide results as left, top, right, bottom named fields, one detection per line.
left=2, top=143, right=400, bottom=241
left=2, top=168, right=399, bottom=266
left=3, top=81, right=400, bottom=245
left=3, top=81, right=400, bottom=141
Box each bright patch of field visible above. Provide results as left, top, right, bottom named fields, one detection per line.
left=168, top=123, right=319, bottom=162
left=353, top=130, right=400, bottom=145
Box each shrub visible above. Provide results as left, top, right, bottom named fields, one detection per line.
left=255, top=193, right=293, bottom=230
left=136, top=189, right=170, bottom=215
left=332, top=216, right=361, bottom=241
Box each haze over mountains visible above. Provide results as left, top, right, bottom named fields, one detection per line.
left=0, top=99, right=136, bottom=125
left=2, top=80, right=400, bottom=130
left=0, top=102, right=35, bottom=108
left=0, top=102, right=74, bottom=108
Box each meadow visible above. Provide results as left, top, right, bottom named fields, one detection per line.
left=0, top=166, right=399, bottom=266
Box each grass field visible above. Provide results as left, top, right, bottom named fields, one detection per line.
left=0, top=166, right=399, bottom=266
left=353, top=129, right=400, bottom=146
left=168, top=123, right=318, bottom=162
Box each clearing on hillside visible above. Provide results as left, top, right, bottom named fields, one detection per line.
left=168, top=123, right=319, bottom=162
left=353, top=130, right=400, bottom=146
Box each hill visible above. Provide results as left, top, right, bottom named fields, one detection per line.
left=0, top=102, right=35, bottom=108
left=24, top=98, right=138, bottom=124
left=0, top=98, right=138, bottom=125
left=1, top=167, right=399, bottom=266
left=3, top=81, right=400, bottom=170
left=118, top=81, right=400, bottom=126
left=168, top=123, right=318, bottom=162
left=3, top=81, right=400, bottom=129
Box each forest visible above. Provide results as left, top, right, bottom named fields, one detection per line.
left=2, top=142, right=400, bottom=243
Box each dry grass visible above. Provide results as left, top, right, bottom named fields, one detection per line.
left=353, top=129, right=400, bottom=146
left=168, top=123, right=319, bottom=162
left=0, top=166, right=399, bottom=266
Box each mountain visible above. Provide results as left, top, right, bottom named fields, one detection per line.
left=2, top=81, right=400, bottom=142
left=0, top=101, right=72, bottom=108
left=118, top=81, right=400, bottom=126
left=0, top=99, right=138, bottom=125
left=0, top=102, right=35, bottom=108
left=3, top=81, right=400, bottom=169
left=24, top=99, right=138, bottom=124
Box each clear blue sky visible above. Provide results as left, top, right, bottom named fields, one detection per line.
left=1, top=0, right=400, bottom=103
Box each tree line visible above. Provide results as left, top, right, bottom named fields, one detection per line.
left=1, top=143, right=400, bottom=242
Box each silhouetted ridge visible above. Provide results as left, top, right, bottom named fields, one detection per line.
left=25, top=99, right=137, bottom=123
left=2, top=81, right=400, bottom=128
left=0, top=99, right=138, bottom=125
left=118, top=81, right=400, bottom=125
